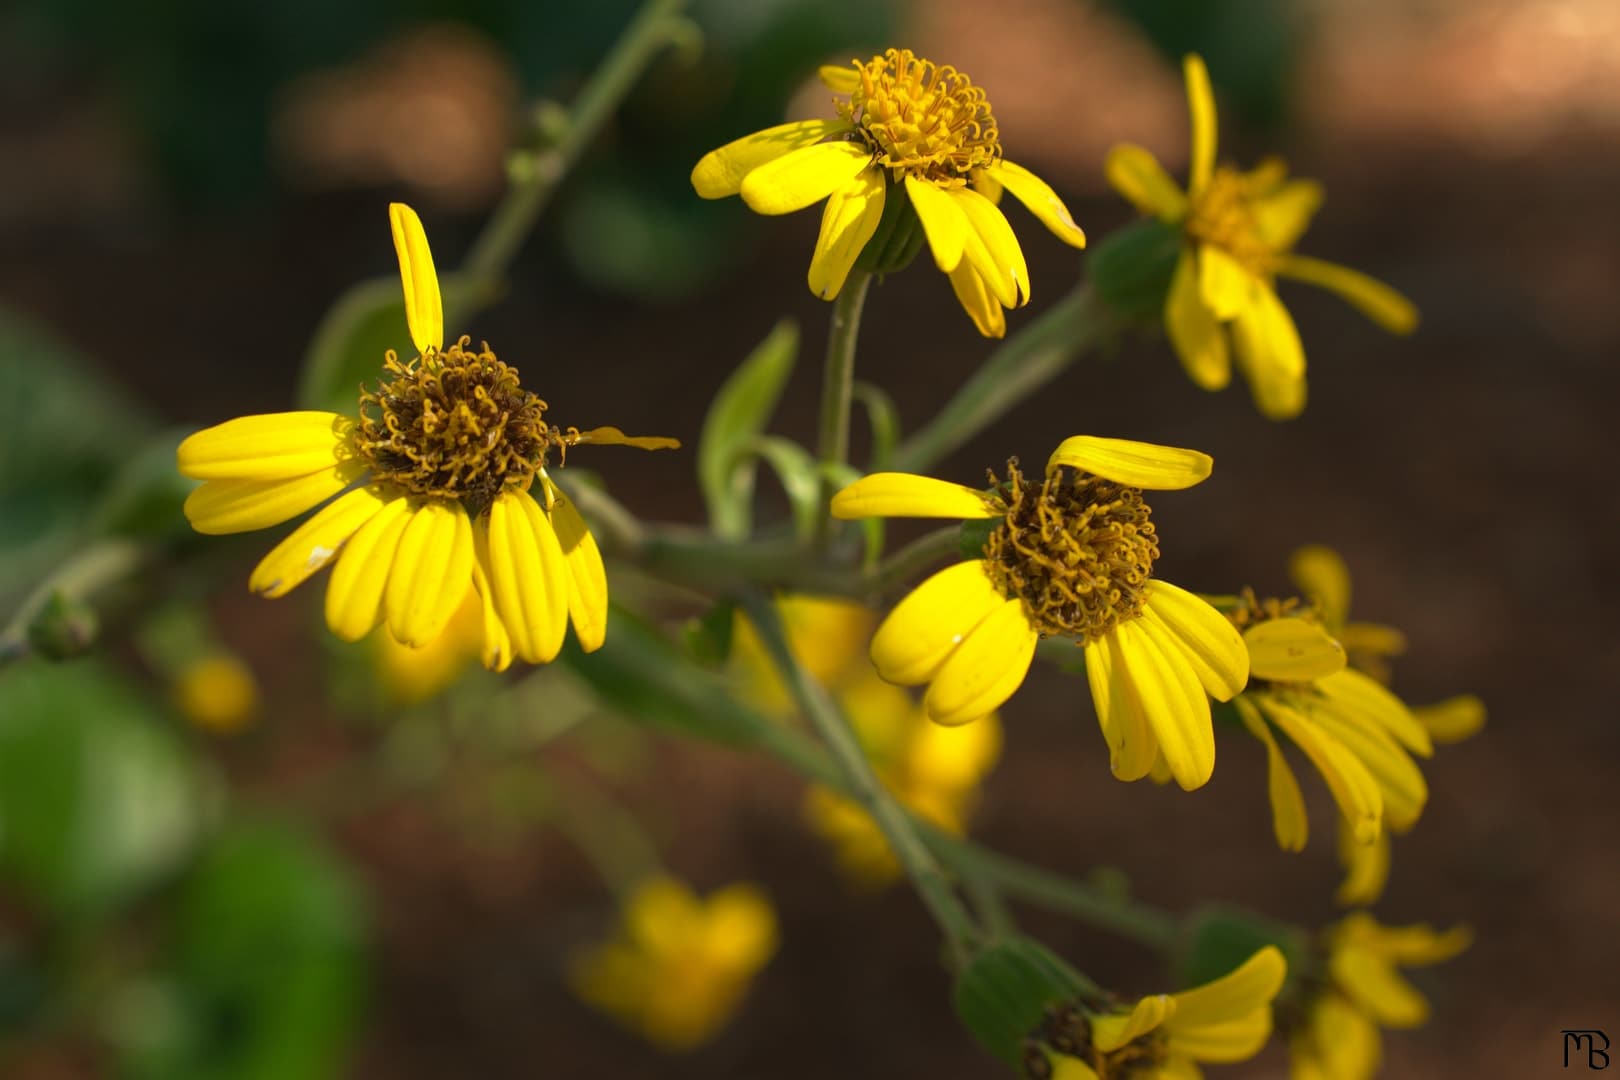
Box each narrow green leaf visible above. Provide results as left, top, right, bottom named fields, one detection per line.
left=954, top=938, right=1093, bottom=1066
left=735, top=435, right=820, bottom=541
left=697, top=321, right=799, bottom=540
left=851, top=381, right=901, bottom=470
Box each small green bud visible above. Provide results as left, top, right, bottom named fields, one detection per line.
left=26, top=591, right=99, bottom=660
left=854, top=177, right=926, bottom=277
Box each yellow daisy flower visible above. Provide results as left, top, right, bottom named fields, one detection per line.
left=1289, top=913, right=1470, bottom=1080
left=831, top=435, right=1249, bottom=792
left=1105, top=55, right=1418, bottom=418
left=1027, top=945, right=1287, bottom=1079
left=569, top=875, right=778, bottom=1053
left=692, top=47, right=1087, bottom=337
left=176, top=204, right=677, bottom=669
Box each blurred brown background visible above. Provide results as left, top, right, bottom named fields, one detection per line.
left=2, top=0, right=1617, bottom=1076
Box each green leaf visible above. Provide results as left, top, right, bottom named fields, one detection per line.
left=90, top=429, right=198, bottom=541
left=697, top=321, right=799, bottom=540
left=957, top=517, right=997, bottom=560
left=954, top=937, right=1094, bottom=1066
left=1177, top=905, right=1308, bottom=990
left=1088, top=217, right=1183, bottom=325
left=683, top=600, right=736, bottom=667
left=734, top=435, right=820, bottom=541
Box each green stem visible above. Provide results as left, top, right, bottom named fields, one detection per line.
left=738, top=590, right=982, bottom=966
left=457, top=0, right=692, bottom=296
left=0, top=539, right=144, bottom=664
left=814, top=272, right=872, bottom=546
left=892, top=286, right=1108, bottom=474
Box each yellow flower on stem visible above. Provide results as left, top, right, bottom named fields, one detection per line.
left=1105, top=55, right=1417, bottom=418
left=569, top=875, right=778, bottom=1053
left=177, top=204, right=677, bottom=668
left=832, top=435, right=1249, bottom=792
left=1030, top=945, right=1287, bottom=1079
left=692, top=48, right=1087, bottom=337
left=1289, top=913, right=1470, bottom=1080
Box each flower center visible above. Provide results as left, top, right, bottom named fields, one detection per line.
left=1185, top=166, right=1276, bottom=274
left=838, top=48, right=1001, bottom=185
left=1020, top=1006, right=1170, bottom=1080
left=355, top=337, right=553, bottom=516
left=1225, top=587, right=1313, bottom=632
left=983, top=459, right=1159, bottom=642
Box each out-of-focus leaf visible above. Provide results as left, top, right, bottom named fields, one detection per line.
left=954, top=937, right=1093, bottom=1066
left=683, top=599, right=736, bottom=667
left=121, top=821, right=365, bottom=1080
left=697, top=320, right=798, bottom=540
left=1178, top=905, right=1307, bottom=990
left=737, top=435, right=820, bottom=540
left=1088, top=218, right=1182, bottom=326
left=957, top=518, right=997, bottom=560
left=0, top=660, right=199, bottom=920
left=851, top=381, right=900, bottom=470
left=91, top=429, right=197, bottom=541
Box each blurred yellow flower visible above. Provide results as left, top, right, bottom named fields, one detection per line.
left=372, top=584, right=484, bottom=704
left=177, top=203, right=676, bottom=668
left=1105, top=55, right=1417, bottom=419
left=833, top=435, right=1249, bottom=792
left=1031, top=945, right=1286, bottom=1079
left=172, top=652, right=260, bottom=733
left=569, top=875, right=778, bottom=1052
left=729, top=594, right=876, bottom=718
left=692, top=48, right=1086, bottom=337
left=1290, top=913, right=1470, bottom=1080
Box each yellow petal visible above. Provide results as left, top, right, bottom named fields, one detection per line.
left=324, top=495, right=411, bottom=641
left=991, top=160, right=1086, bottom=247
left=953, top=187, right=1028, bottom=307
left=905, top=174, right=968, bottom=271
left=817, top=64, right=860, bottom=94
left=1414, top=694, right=1485, bottom=744
left=1243, top=617, right=1346, bottom=682
left=1316, top=668, right=1432, bottom=756
left=970, top=166, right=1003, bottom=205
left=1051, top=1055, right=1102, bottom=1080
left=691, top=118, right=853, bottom=199
left=1094, top=995, right=1176, bottom=1052
left=1356, top=919, right=1473, bottom=967
left=947, top=261, right=1006, bottom=339
left=1156, top=1058, right=1205, bottom=1080
left=1116, top=618, right=1216, bottom=790
left=544, top=477, right=608, bottom=653
left=1287, top=544, right=1351, bottom=632
left=1103, top=144, right=1188, bottom=222
left=1305, top=700, right=1427, bottom=832
left=1183, top=54, right=1217, bottom=195
left=389, top=202, right=443, bottom=355
left=183, top=459, right=365, bottom=535
left=870, top=561, right=1006, bottom=685
left=625, top=876, right=705, bottom=954
left=1277, top=254, right=1418, bottom=335
left=1251, top=179, right=1323, bottom=251
left=470, top=539, right=514, bottom=673
left=1231, top=281, right=1306, bottom=420
left=1141, top=581, right=1248, bottom=700
left=1339, top=621, right=1408, bottom=658
left=808, top=168, right=886, bottom=300
left=1198, top=245, right=1258, bottom=321
left=249, top=484, right=391, bottom=598
left=923, top=599, right=1037, bottom=725
left=177, top=412, right=354, bottom=481
left=1166, top=249, right=1231, bottom=390
left=486, top=490, right=570, bottom=663
left=701, top=883, right=778, bottom=971
left=739, top=140, right=872, bottom=215
left=1086, top=634, right=1158, bottom=782
left=1170, top=945, right=1286, bottom=1028
left=1167, top=1008, right=1272, bottom=1064
left=1335, top=817, right=1390, bottom=906
left=1235, top=697, right=1309, bottom=852
left=1258, top=697, right=1382, bottom=843
left=565, top=426, right=681, bottom=451
left=385, top=499, right=475, bottom=648
left=1300, top=993, right=1383, bottom=1079
left=830, top=472, right=1000, bottom=520
left=1046, top=435, right=1213, bottom=491
left=1330, top=947, right=1432, bottom=1029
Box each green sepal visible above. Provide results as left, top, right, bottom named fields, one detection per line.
left=854, top=175, right=925, bottom=276
left=958, top=517, right=997, bottom=559
left=1177, top=904, right=1310, bottom=990
left=697, top=321, right=799, bottom=540
left=1087, top=218, right=1183, bottom=325
left=954, top=937, right=1093, bottom=1066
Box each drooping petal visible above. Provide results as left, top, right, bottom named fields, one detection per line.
left=1300, top=993, right=1383, bottom=1080
left=923, top=599, right=1038, bottom=725
left=469, top=538, right=513, bottom=673
left=1115, top=618, right=1216, bottom=790
left=947, top=261, right=1007, bottom=339
left=1235, top=697, right=1309, bottom=852
left=1046, top=435, right=1213, bottom=491
left=830, top=472, right=1000, bottom=520
left=1339, top=621, right=1408, bottom=659
left=1093, top=995, right=1176, bottom=1052
left=177, top=412, right=354, bottom=481
left=564, top=426, right=681, bottom=451
left=1335, top=817, right=1390, bottom=906
left=390, top=202, right=443, bottom=354
left=1242, top=617, right=1347, bottom=682
left=989, top=160, right=1087, bottom=247
left=691, top=119, right=854, bottom=199
left=1103, top=144, right=1188, bottom=222
left=739, top=140, right=872, bottom=215
left=183, top=459, right=365, bottom=535
left=1287, top=544, right=1351, bottom=631
left=1168, top=945, right=1286, bottom=1028
left=249, top=484, right=392, bottom=597
left=1316, top=668, right=1432, bottom=756
left=870, top=561, right=1005, bottom=685
left=1086, top=634, right=1158, bottom=782
left=817, top=64, right=860, bottom=94
left=1166, top=249, right=1231, bottom=390
left=952, top=187, right=1028, bottom=307
left=1198, top=245, right=1258, bottom=321
left=324, top=495, right=411, bottom=641
left=1251, top=179, right=1323, bottom=251
left=486, top=489, right=570, bottom=663
left=1167, top=1008, right=1272, bottom=1063
left=1156, top=1057, right=1205, bottom=1080
left=1231, top=281, right=1307, bottom=420
left=1258, top=697, right=1382, bottom=843
left=808, top=168, right=886, bottom=300
left=1330, top=948, right=1432, bottom=1029
left=1141, top=581, right=1249, bottom=700
left=1277, top=254, right=1419, bottom=335
left=385, top=499, right=475, bottom=647
left=1414, top=694, right=1486, bottom=744
left=970, top=166, right=1003, bottom=205
left=1305, top=701, right=1428, bottom=832
left=544, top=476, right=609, bottom=653
left=1183, top=54, right=1217, bottom=195
left=906, top=174, right=969, bottom=271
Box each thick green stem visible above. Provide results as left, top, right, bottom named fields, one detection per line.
left=892, top=287, right=1107, bottom=474
left=738, top=590, right=982, bottom=966
left=814, top=272, right=872, bottom=545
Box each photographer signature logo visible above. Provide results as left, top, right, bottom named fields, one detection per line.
left=1564, top=1029, right=1611, bottom=1069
